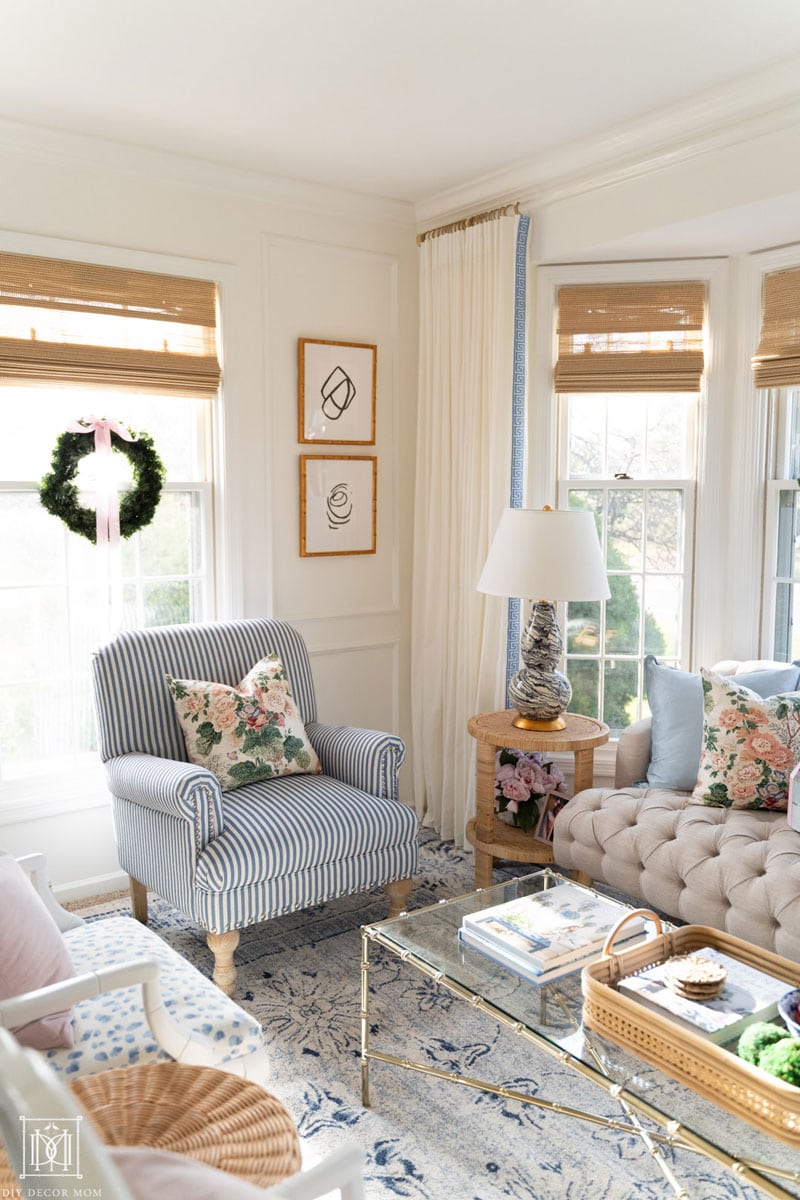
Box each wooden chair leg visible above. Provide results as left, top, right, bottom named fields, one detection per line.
left=384, top=877, right=412, bottom=918
left=572, top=870, right=593, bottom=888
left=129, top=876, right=148, bottom=924
left=207, top=930, right=240, bottom=996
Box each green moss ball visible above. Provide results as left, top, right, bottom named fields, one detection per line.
left=758, top=1038, right=800, bottom=1086
left=737, top=1021, right=787, bottom=1065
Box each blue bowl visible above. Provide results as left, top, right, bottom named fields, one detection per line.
left=778, top=989, right=800, bottom=1037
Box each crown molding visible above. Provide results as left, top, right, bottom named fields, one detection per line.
left=415, top=56, right=800, bottom=229
left=0, top=117, right=415, bottom=229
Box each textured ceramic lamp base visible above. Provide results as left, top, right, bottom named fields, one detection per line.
left=508, top=601, right=572, bottom=730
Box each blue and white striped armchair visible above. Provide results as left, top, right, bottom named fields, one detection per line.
left=91, top=618, right=418, bottom=994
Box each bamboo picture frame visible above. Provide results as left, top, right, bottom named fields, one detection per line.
left=298, top=337, right=376, bottom=445
left=300, top=454, right=377, bottom=556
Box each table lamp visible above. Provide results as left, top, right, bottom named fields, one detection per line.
left=477, top=506, right=610, bottom=731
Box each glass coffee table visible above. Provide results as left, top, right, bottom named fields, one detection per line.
left=360, top=870, right=800, bottom=1199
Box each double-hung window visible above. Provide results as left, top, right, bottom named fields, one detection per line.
left=757, top=264, right=800, bottom=661
left=764, top=385, right=800, bottom=660
left=553, top=281, right=704, bottom=734
left=0, top=252, right=219, bottom=793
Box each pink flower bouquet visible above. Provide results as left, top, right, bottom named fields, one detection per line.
left=494, top=747, right=568, bottom=836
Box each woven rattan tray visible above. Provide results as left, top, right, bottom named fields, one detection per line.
left=581, top=909, right=800, bottom=1147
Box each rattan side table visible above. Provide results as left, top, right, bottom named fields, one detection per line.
left=466, top=709, right=609, bottom=888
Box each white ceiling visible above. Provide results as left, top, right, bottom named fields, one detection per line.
left=2, top=0, right=800, bottom=207
left=568, top=191, right=800, bottom=262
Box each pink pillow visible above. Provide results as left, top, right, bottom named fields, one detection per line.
left=0, top=855, right=75, bottom=1048
left=109, top=1147, right=275, bottom=1198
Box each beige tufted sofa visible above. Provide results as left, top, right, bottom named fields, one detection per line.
left=553, top=712, right=800, bottom=962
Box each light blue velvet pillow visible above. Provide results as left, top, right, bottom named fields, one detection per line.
left=644, top=655, right=800, bottom=792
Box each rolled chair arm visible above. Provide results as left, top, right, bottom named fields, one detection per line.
left=614, top=717, right=652, bottom=789
left=106, top=753, right=224, bottom=844
left=306, top=723, right=406, bottom=802
left=0, top=958, right=230, bottom=1071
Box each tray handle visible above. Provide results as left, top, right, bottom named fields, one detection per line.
left=601, top=908, right=662, bottom=957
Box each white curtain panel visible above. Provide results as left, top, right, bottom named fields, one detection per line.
left=411, top=214, right=524, bottom=843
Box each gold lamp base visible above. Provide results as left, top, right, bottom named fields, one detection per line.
left=512, top=713, right=566, bottom=732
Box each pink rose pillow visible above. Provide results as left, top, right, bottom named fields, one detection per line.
left=0, top=855, right=75, bottom=1048
left=166, top=654, right=321, bottom=792
left=692, top=669, right=800, bottom=810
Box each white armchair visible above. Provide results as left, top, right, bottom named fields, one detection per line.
left=0, top=1027, right=364, bottom=1199
left=0, top=853, right=270, bottom=1082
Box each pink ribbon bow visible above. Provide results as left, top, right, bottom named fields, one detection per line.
left=66, top=416, right=137, bottom=548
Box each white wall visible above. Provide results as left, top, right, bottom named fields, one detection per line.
left=0, top=131, right=418, bottom=896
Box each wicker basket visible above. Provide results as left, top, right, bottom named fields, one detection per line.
left=0, top=1062, right=301, bottom=1190
left=582, top=909, right=800, bottom=1147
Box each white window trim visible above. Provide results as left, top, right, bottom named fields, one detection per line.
left=762, top=476, right=798, bottom=660
left=556, top=476, right=696, bottom=727
left=0, top=229, right=243, bottom=823
left=532, top=257, right=730, bottom=678
left=761, top=382, right=800, bottom=662
left=0, top=227, right=242, bottom=619
left=738, top=245, right=800, bottom=660
left=0, top=481, right=215, bottom=814
left=0, top=763, right=111, bottom=826
left=556, top=393, right=698, bottom=705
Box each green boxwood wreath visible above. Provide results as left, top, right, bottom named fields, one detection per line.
left=39, top=428, right=166, bottom=543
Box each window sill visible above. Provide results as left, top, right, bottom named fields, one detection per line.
left=0, top=764, right=110, bottom=826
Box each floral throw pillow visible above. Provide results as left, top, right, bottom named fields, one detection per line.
left=165, top=655, right=321, bottom=792
left=691, top=669, right=800, bottom=811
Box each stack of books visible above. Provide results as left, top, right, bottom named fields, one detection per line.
left=458, top=881, right=647, bottom=986
left=617, top=947, right=789, bottom=1044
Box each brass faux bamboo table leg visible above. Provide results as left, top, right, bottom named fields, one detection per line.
left=360, top=922, right=800, bottom=1199
left=360, top=926, right=371, bottom=1107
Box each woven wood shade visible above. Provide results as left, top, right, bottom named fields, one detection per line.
left=753, top=267, right=800, bottom=388
left=555, top=281, right=706, bottom=393
left=0, top=252, right=220, bottom=395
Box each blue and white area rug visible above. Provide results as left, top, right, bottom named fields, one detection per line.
left=80, top=833, right=798, bottom=1200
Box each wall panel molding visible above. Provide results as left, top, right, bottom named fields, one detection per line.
left=308, top=639, right=400, bottom=732
left=262, top=235, right=402, bottom=621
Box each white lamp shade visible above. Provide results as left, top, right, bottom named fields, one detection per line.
left=477, top=507, right=610, bottom=601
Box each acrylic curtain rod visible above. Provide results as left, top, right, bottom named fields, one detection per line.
left=416, top=202, right=520, bottom=246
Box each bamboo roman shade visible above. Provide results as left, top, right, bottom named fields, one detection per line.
left=0, top=252, right=220, bottom=395
left=555, top=281, right=706, bottom=393
left=753, top=267, right=800, bottom=389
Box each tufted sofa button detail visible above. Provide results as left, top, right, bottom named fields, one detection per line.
left=553, top=775, right=800, bottom=957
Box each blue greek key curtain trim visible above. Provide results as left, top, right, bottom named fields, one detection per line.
left=505, top=214, right=530, bottom=697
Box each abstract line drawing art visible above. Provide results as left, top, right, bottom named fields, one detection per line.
left=325, top=481, right=353, bottom=528
left=321, top=366, right=356, bottom=422
left=300, top=455, right=377, bottom=556
left=298, top=338, right=376, bottom=444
